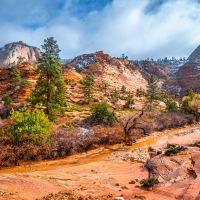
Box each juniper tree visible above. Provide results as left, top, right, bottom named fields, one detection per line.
left=30, top=37, right=66, bottom=121
left=80, top=74, right=95, bottom=102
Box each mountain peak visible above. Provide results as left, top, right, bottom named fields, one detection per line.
left=187, top=45, right=200, bottom=62
left=0, top=42, right=41, bottom=68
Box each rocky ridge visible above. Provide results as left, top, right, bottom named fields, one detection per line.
left=0, top=41, right=41, bottom=68
left=68, top=51, right=147, bottom=93
left=177, top=45, right=200, bottom=95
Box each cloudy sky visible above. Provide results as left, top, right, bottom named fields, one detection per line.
left=0, top=0, right=200, bottom=60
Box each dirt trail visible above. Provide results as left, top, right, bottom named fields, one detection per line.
left=0, top=125, right=199, bottom=200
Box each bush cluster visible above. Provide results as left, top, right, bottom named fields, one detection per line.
left=164, top=144, right=186, bottom=156
left=140, top=178, right=159, bottom=188
left=91, top=102, right=116, bottom=125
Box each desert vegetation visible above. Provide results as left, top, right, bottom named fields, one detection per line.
left=0, top=37, right=199, bottom=168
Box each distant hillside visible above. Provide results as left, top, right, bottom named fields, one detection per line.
left=0, top=41, right=41, bottom=68
left=177, top=45, right=200, bottom=94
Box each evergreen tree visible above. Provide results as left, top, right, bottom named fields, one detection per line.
left=91, top=101, right=116, bottom=125
left=2, top=94, right=12, bottom=106
left=80, top=74, right=95, bottom=102
left=145, top=75, right=160, bottom=109
left=10, top=66, right=21, bottom=88
left=111, top=89, right=120, bottom=104
left=162, top=94, right=178, bottom=112
left=121, top=85, right=126, bottom=93
left=124, top=94, right=134, bottom=109
left=101, top=80, right=109, bottom=96
left=30, top=37, right=66, bottom=121
left=188, top=89, right=195, bottom=101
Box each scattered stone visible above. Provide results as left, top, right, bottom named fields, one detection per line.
left=114, top=197, right=124, bottom=200
left=129, top=180, right=136, bottom=184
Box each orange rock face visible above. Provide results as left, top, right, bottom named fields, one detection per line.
left=0, top=61, right=36, bottom=102
left=177, top=61, right=200, bottom=95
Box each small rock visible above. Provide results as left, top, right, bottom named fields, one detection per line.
left=114, top=197, right=124, bottom=200
left=129, top=180, right=136, bottom=184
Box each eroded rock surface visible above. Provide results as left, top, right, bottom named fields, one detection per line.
left=0, top=41, right=41, bottom=68
left=147, top=130, right=200, bottom=200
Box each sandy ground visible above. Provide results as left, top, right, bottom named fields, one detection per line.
left=0, top=125, right=199, bottom=200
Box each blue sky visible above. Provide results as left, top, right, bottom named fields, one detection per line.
left=0, top=0, right=200, bottom=59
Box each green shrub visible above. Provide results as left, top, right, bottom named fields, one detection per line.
left=157, top=150, right=162, bottom=155
left=162, top=94, right=178, bottom=112
left=64, top=78, right=71, bottom=85
left=80, top=74, right=95, bottom=102
left=4, top=105, right=52, bottom=145
left=111, top=89, right=120, bottom=104
left=68, top=123, right=74, bottom=130
left=91, top=101, right=116, bottom=125
left=165, top=144, right=186, bottom=156
left=124, top=94, right=134, bottom=108
left=21, top=80, right=30, bottom=86
left=2, top=94, right=12, bottom=106
left=140, top=178, right=159, bottom=188
left=121, top=85, right=126, bottom=93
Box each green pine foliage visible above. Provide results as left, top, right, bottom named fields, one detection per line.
left=121, top=85, right=126, bottom=93
left=145, top=75, right=161, bottom=109
left=136, top=87, right=145, bottom=97
left=91, top=101, right=116, bottom=125
left=80, top=74, right=95, bottom=102
left=140, top=178, right=159, bottom=188
left=101, top=80, right=109, bottom=96
left=188, top=89, right=195, bottom=100
left=30, top=37, right=66, bottom=121
left=124, top=94, right=134, bottom=109
left=4, top=105, right=52, bottom=145
left=10, top=66, right=21, bottom=88
left=111, top=89, right=120, bottom=104
left=2, top=94, right=12, bottom=106
left=162, top=94, right=178, bottom=112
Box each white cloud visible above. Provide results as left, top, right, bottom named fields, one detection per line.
left=0, top=0, right=200, bottom=59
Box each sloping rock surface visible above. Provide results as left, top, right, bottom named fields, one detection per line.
left=0, top=41, right=41, bottom=68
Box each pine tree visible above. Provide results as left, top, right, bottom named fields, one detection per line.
left=10, top=66, right=21, bottom=88
left=111, top=89, right=120, bottom=104
left=124, top=94, right=134, bottom=108
left=145, top=75, right=160, bottom=109
left=80, top=74, right=95, bottom=102
left=2, top=94, right=12, bottom=106
left=30, top=37, right=66, bottom=121
left=101, top=80, right=109, bottom=96
left=121, top=85, right=126, bottom=93
left=162, top=94, right=178, bottom=112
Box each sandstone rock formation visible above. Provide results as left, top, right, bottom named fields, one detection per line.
left=69, top=51, right=148, bottom=93
left=0, top=41, right=41, bottom=68
left=177, top=45, right=200, bottom=95
left=147, top=130, right=200, bottom=199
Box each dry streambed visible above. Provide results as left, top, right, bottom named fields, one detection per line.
left=0, top=125, right=199, bottom=200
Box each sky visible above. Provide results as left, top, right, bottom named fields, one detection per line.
left=0, top=0, right=200, bottom=60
